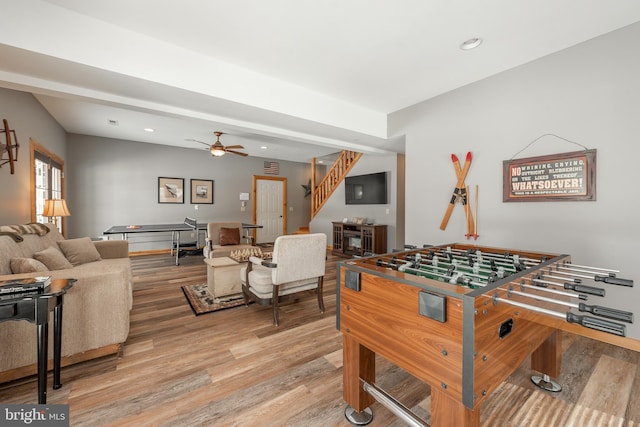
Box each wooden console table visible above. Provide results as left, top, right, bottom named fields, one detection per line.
left=332, top=222, right=387, bottom=258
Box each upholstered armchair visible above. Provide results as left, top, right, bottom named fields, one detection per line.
left=240, top=233, right=327, bottom=326
left=202, top=222, right=256, bottom=258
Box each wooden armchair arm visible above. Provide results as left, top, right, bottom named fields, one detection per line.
left=248, top=255, right=277, bottom=268
left=261, top=260, right=277, bottom=268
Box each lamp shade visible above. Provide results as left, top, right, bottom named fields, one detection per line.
left=43, top=199, right=71, bottom=217
left=210, top=146, right=226, bottom=156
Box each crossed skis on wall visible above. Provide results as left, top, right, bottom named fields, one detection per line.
left=440, top=151, right=479, bottom=239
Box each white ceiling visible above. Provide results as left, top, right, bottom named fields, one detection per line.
left=2, top=0, right=640, bottom=162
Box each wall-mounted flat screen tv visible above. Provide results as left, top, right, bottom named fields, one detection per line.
left=345, top=172, right=388, bottom=205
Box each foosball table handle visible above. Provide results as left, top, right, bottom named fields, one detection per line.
left=578, top=303, right=634, bottom=323
left=564, top=282, right=605, bottom=297
left=594, top=275, right=634, bottom=287
left=566, top=312, right=626, bottom=337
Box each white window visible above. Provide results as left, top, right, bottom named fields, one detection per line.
left=31, top=141, right=65, bottom=234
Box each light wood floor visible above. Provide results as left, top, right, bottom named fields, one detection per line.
left=1, top=252, right=640, bottom=426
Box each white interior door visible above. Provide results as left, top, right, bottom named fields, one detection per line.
left=255, top=177, right=286, bottom=243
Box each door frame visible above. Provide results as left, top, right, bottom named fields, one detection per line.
left=252, top=175, right=287, bottom=242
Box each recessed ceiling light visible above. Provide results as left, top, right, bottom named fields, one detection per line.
left=460, top=37, right=482, bottom=50
left=144, top=128, right=155, bottom=132
left=318, top=160, right=324, bottom=164
left=260, top=146, right=268, bottom=150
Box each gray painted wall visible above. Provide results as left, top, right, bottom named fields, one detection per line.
left=311, top=152, right=402, bottom=252
left=66, top=134, right=317, bottom=249
left=389, top=23, right=640, bottom=338
left=0, top=88, right=66, bottom=224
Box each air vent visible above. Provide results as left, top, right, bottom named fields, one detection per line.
left=108, top=119, right=119, bottom=126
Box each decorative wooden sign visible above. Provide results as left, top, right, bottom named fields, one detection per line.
left=503, top=149, right=596, bottom=202
left=0, top=119, right=19, bottom=174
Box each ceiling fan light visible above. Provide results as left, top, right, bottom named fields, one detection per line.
left=210, top=146, right=225, bottom=156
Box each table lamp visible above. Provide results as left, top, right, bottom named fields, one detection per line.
left=42, top=199, right=70, bottom=227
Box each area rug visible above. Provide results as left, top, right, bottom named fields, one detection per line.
left=181, top=283, right=246, bottom=315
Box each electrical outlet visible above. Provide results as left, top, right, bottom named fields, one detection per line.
left=241, top=206, right=246, bottom=212
left=194, top=204, right=199, bottom=210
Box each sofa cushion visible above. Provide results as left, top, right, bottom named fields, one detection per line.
left=10, top=257, right=48, bottom=274
left=58, top=237, right=102, bottom=266
left=33, top=246, right=74, bottom=270
left=16, top=223, right=65, bottom=260
left=219, top=227, right=240, bottom=246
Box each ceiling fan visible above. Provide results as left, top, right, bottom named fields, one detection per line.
left=187, top=131, right=248, bottom=157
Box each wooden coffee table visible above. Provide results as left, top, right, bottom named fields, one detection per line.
left=204, top=257, right=244, bottom=298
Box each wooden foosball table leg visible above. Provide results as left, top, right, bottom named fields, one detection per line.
left=531, top=330, right=562, bottom=391
left=431, top=388, right=480, bottom=427
left=343, top=335, right=375, bottom=424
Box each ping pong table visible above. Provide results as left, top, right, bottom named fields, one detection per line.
left=103, top=222, right=261, bottom=265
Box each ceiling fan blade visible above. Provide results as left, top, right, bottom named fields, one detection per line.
left=226, top=149, right=248, bottom=157
left=224, top=145, right=244, bottom=149
left=185, top=138, right=210, bottom=147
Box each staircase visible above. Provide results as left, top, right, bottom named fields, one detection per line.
left=292, top=226, right=310, bottom=234
left=311, top=150, right=362, bottom=219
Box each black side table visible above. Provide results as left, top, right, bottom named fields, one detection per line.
left=0, top=278, right=75, bottom=404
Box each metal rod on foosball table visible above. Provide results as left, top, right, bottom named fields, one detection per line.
left=478, top=275, right=594, bottom=303
left=421, top=248, right=521, bottom=275
left=542, top=271, right=585, bottom=284
left=411, top=255, right=499, bottom=279
left=381, top=256, right=584, bottom=298
left=446, top=247, right=541, bottom=266
left=376, top=258, right=477, bottom=286
left=531, top=277, right=606, bottom=297
left=361, top=381, right=428, bottom=427
left=444, top=248, right=531, bottom=271
left=565, top=263, right=619, bottom=273
left=462, top=275, right=588, bottom=298
left=402, top=256, right=495, bottom=283
left=449, top=254, right=518, bottom=275
left=441, top=260, right=500, bottom=278
left=397, top=263, right=461, bottom=283
left=507, top=288, right=634, bottom=323
left=490, top=293, right=627, bottom=337
left=510, top=280, right=588, bottom=300
left=434, top=248, right=515, bottom=268
left=552, top=266, right=634, bottom=287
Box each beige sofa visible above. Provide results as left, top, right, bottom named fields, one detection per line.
left=0, top=223, right=132, bottom=382
left=202, top=222, right=257, bottom=258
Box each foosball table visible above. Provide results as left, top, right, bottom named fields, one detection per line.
left=337, top=243, right=637, bottom=427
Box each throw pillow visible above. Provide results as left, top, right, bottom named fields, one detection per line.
left=219, top=227, right=240, bottom=246
left=58, top=237, right=102, bottom=266
left=10, top=257, right=48, bottom=274
left=33, top=246, right=74, bottom=270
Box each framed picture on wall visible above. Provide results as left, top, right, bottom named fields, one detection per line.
left=190, top=179, right=214, bottom=204
left=158, top=177, right=184, bottom=203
